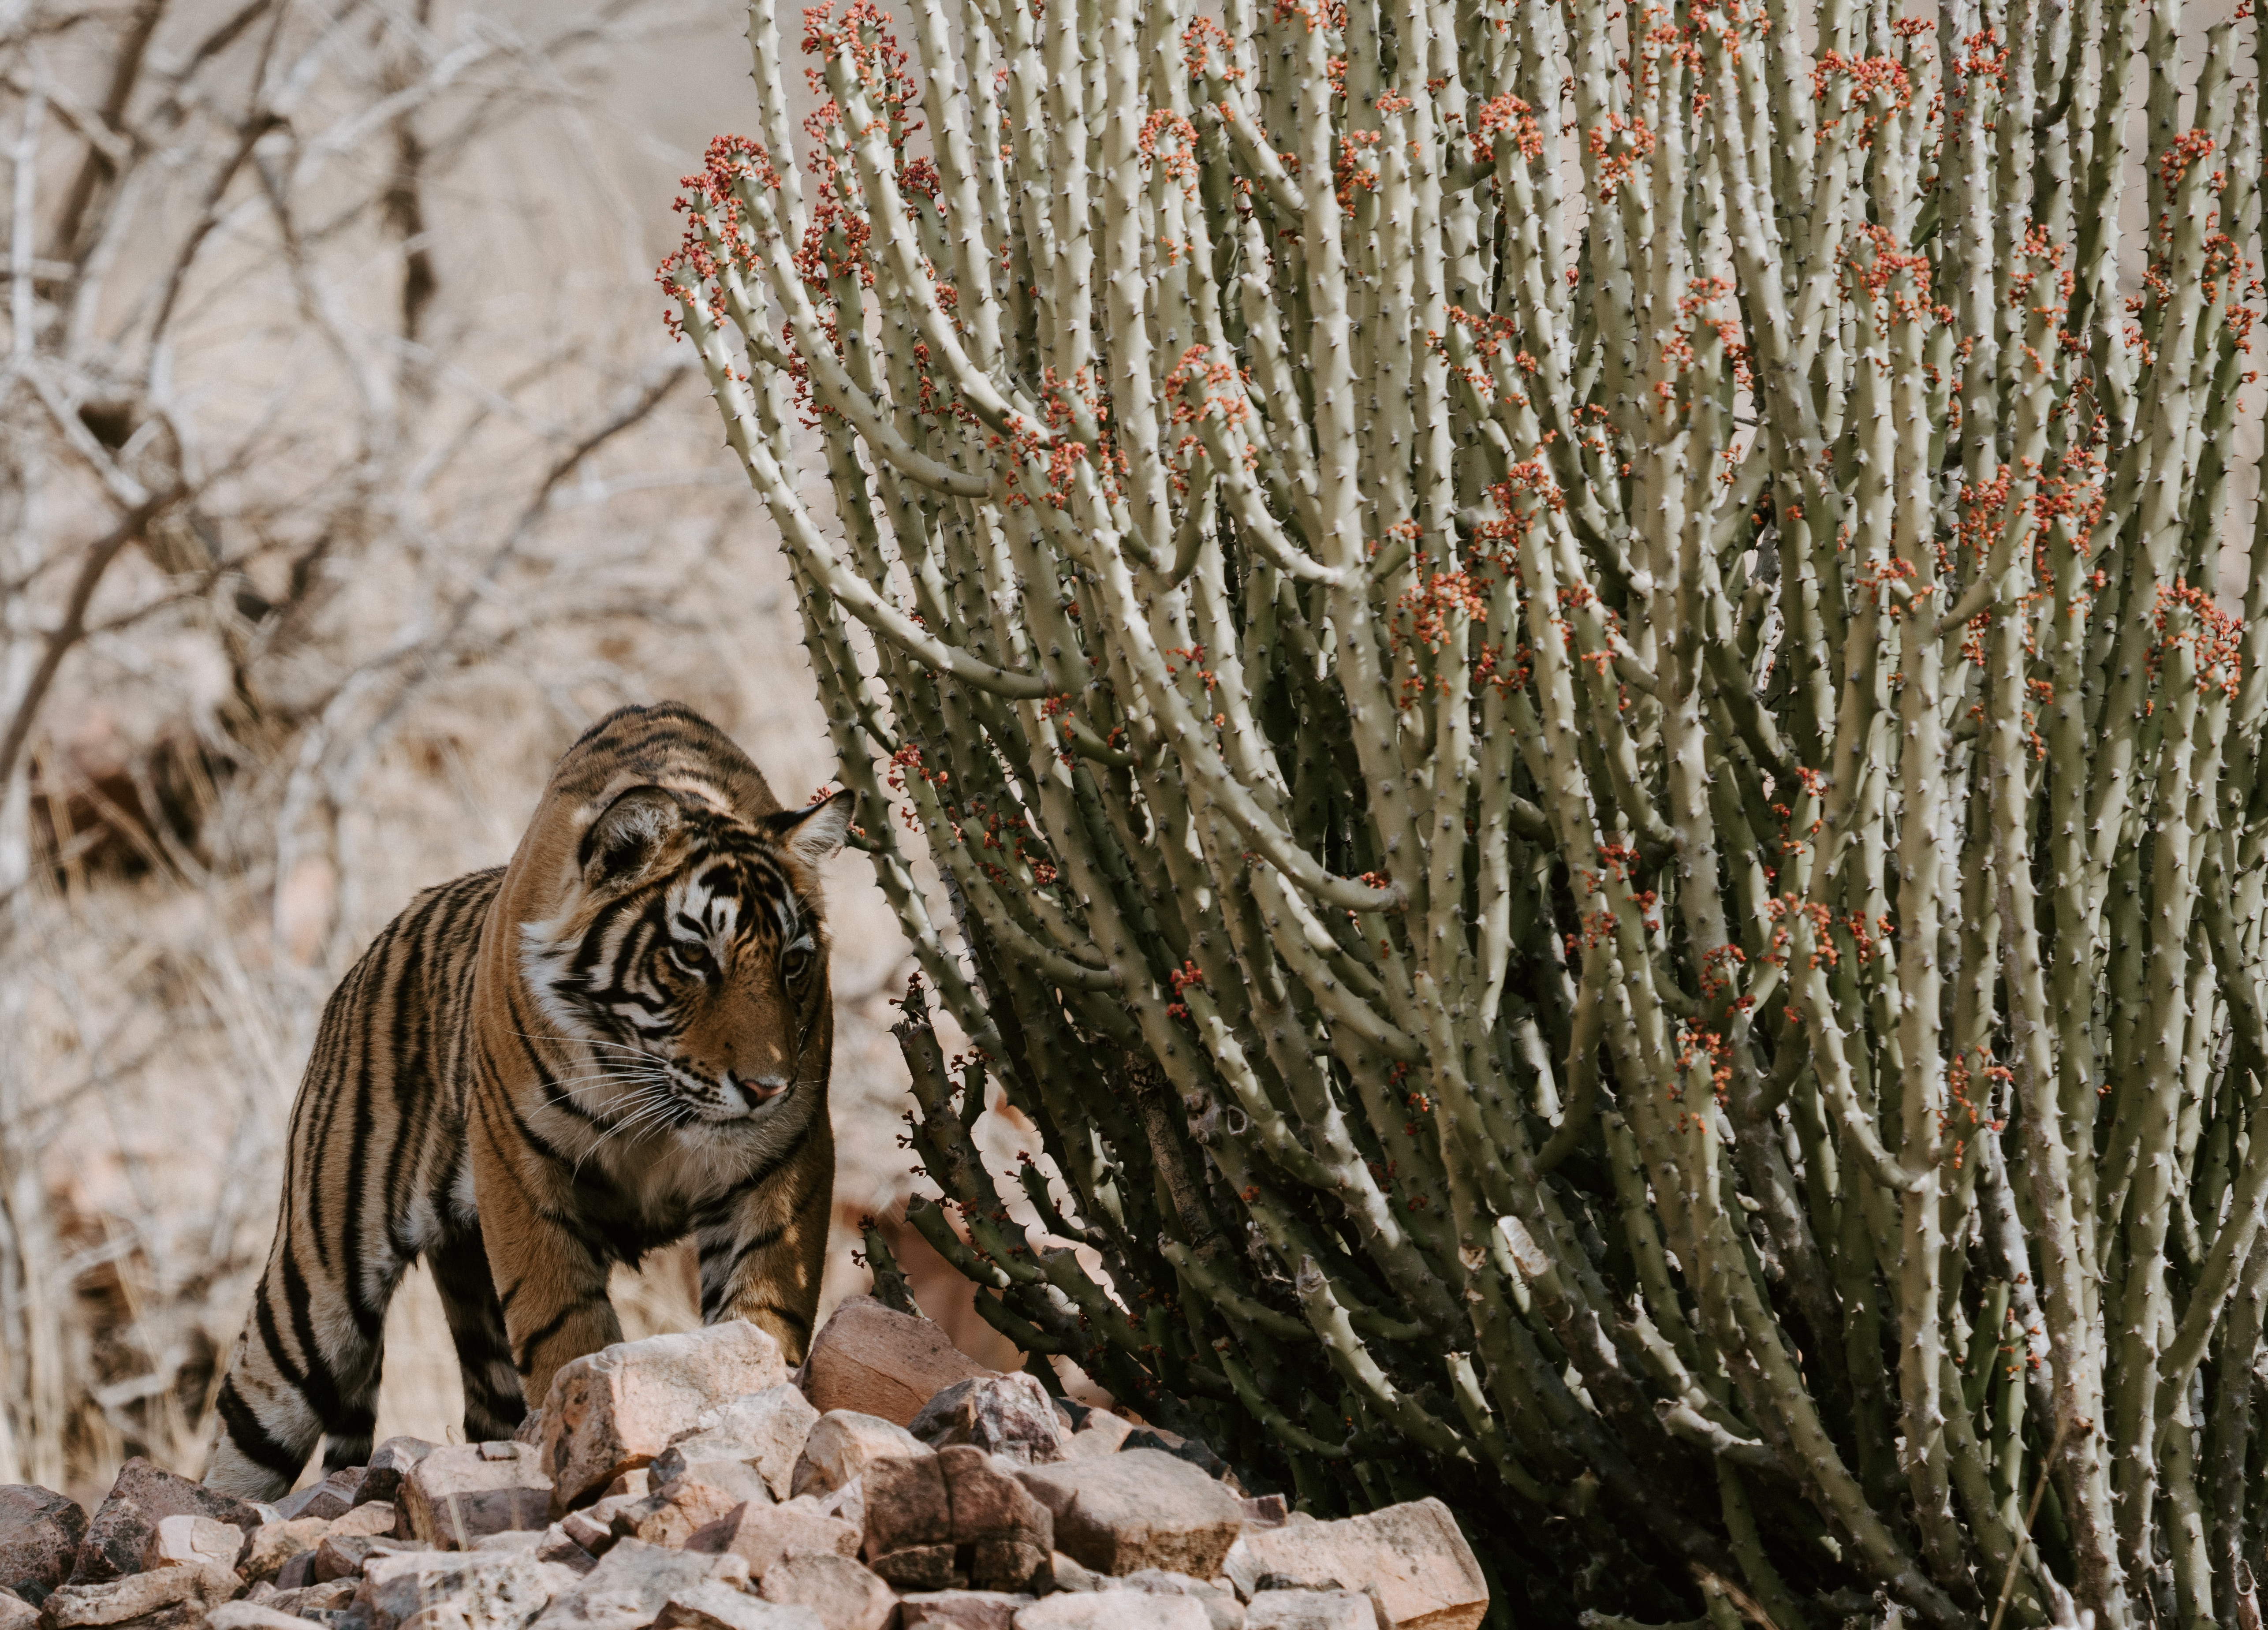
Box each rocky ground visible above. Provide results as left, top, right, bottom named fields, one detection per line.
left=0, top=1298, right=1488, bottom=1630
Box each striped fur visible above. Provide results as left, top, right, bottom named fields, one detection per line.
left=204, top=704, right=850, bottom=1498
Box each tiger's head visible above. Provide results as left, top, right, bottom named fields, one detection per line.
left=515, top=778, right=855, bottom=1134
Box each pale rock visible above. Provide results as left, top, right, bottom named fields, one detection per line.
left=558, top=1511, right=614, bottom=1559
left=1014, top=1594, right=1210, bottom=1630
left=815, top=1479, right=863, bottom=1536
left=683, top=1498, right=859, bottom=1580
left=142, top=1514, right=243, bottom=1572
left=1048, top=1555, right=1108, bottom=1593
left=899, top=1591, right=1035, bottom=1630
left=802, top=1298, right=992, bottom=1426
left=1119, top=1571, right=1244, bottom=1630
left=909, top=1376, right=1065, bottom=1466
left=759, top=1552, right=896, bottom=1630
left=637, top=1466, right=776, bottom=1548
left=1219, top=1503, right=1485, bottom=1630
left=38, top=1561, right=241, bottom=1627
left=1015, top=1452, right=1244, bottom=1578
left=332, top=1501, right=403, bottom=1540
left=242, top=1519, right=332, bottom=1585
left=265, top=1580, right=358, bottom=1617
left=535, top=1323, right=790, bottom=1512
left=530, top=1539, right=749, bottom=1630
left=472, top=1532, right=549, bottom=1555
left=657, top=1386, right=821, bottom=1503
left=535, top=1525, right=601, bottom=1574
left=1059, top=1415, right=1135, bottom=1462
left=66, top=1460, right=261, bottom=1587
left=600, top=1472, right=651, bottom=1503
left=791, top=1414, right=929, bottom=1501
left=207, top=1604, right=334, bottom=1630
left=1236, top=1499, right=1287, bottom=1532
left=403, top=1443, right=554, bottom=1550
left=654, top=1580, right=826, bottom=1630
left=353, top=1548, right=570, bottom=1630
left=1242, top=1594, right=1376, bottom=1630
left=0, top=1593, right=32, bottom=1630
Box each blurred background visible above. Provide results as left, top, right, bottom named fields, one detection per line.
left=0, top=0, right=1017, bottom=1507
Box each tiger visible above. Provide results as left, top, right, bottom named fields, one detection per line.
left=203, top=701, right=853, bottom=1499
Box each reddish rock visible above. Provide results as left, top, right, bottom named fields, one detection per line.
left=899, top=1591, right=1034, bottom=1630
left=401, top=1443, right=553, bottom=1550
left=313, top=1533, right=380, bottom=1583
left=802, top=1298, right=992, bottom=1427
left=937, top=1448, right=1052, bottom=1592
left=791, top=1414, right=929, bottom=1501
left=861, top=1455, right=951, bottom=1556
left=1015, top=1452, right=1244, bottom=1578
left=0, top=1487, right=86, bottom=1604
left=67, top=1459, right=261, bottom=1587
left=683, top=1497, right=859, bottom=1581
left=1238, top=1498, right=1287, bottom=1532
left=535, top=1323, right=789, bottom=1513
left=910, top=1377, right=1065, bottom=1466
left=1220, top=1503, right=1484, bottom=1630
left=39, top=1560, right=240, bottom=1627
left=275, top=1469, right=364, bottom=1523
left=760, top=1552, right=896, bottom=1630
left=352, top=1440, right=437, bottom=1512
left=870, top=1544, right=957, bottom=1590
left=634, top=1465, right=772, bottom=1549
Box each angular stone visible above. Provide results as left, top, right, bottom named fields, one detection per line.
left=1243, top=1593, right=1375, bottom=1630
left=142, top=1514, right=244, bottom=1572
left=653, top=1580, right=826, bottom=1630
left=207, top=1605, right=333, bottom=1630
left=790, top=1414, right=929, bottom=1501
left=971, top=1540, right=1049, bottom=1596
left=657, top=1386, right=820, bottom=1503
left=634, top=1463, right=773, bottom=1550
left=354, top=1441, right=439, bottom=1512
left=759, top=1552, right=896, bottom=1630
left=274, top=1550, right=317, bottom=1592
left=1117, top=1573, right=1243, bottom=1630
left=529, top=1539, right=748, bottom=1630
left=331, top=1501, right=402, bottom=1540
left=683, top=1498, right=859, bottom=1581
left=535, top=1322, right=790, bottom=1513
left=813, top=1480, right=862, bottom=1537
left=1059, top=1414, right=1135, bottom=1462
left=67, top=1459, right=262, bottom=1587
left=276, top=1469, right=365, bottom=1523
left=353, top=1548, right=570, bottom=1630
left=264, top=1580, right=358, bottom=1617
left=1238, top=1498, right=1287, bottom=1532
left=1015, top=1452, right=1244, bottom=1578
left=0, top=1592, right=32, bottom=1630
left=869, top=1544, right=957, bottom=1590
left=861, top=1455, right=950, bottom=1556
left=533, top=1525, right=600, bottom=1575
left=802, top=1298, right=992, bottom=1427
left=899, top=1591, right=1035, bottom=1630
left=1047, top=1554, right=1107, bottom=1594
left=242, top=1519, right=333, bottom=1585
left=1220, top=1504, right=1484, bottom=1630
left=0, top=1486, right=86, bottom=1605
left=40, top=1561, right=241, bottom=1627
left=558, top=1510, right=614, bottom=1558
left=315, top=1533, right=380, bottom=1583
left=910, top=1376, right=1066, bottom=1466
left=940, top=1448, right=1051, bottom=1549
left=1014, top=1595, right=1210, bottom=1630
left=600, top=1471, right=651, bottom=1503
left=403, top=1443, right=554, bottom=1550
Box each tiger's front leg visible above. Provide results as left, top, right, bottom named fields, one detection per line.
left=470, top=1094, right=624, bottom=1414
left=694, top=1117, right=833, bottom=1362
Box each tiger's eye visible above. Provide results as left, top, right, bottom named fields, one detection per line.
left=673, top=941, right=712, bottom=971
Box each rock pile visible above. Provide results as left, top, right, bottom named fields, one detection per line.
left=0, top=1298, right=1488, bottom=1630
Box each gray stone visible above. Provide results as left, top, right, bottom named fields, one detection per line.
left=1242, top=1593, right=1375, bottom=1630
left=1015, top=1452, right=1243, bottom=1578
left=402, top=1443, right=553, bottom=1551
left=790, top=1414, right=929, bottom=1501
left=899, top=1591, right=1035, bottom=1630
left=315, top=1533, right=380, bottom=1583
left=1115, top=1570, right=1243, bottom=1630
left=759, top=1552, right=895, bottom=1630
left=354, top=1442, right=439, bottom=1513
left=264, top=1580, right=359, bottom=1618
left=0, top=1487, right=86, bottom=1606
left=276, top=1470, right=365, bottom=1524
left=529, top=1539, right=749, bottom=1630
left=683, top=1498, right=859, bottom=1581
left=352, top=1548, right=570, bottom=1630
left=1218, top=1503, right=1485, bottom=1630
left=653, top=1580, right=826, bottom=1630
left=67, top=1460, right=261, bottom=1588
left=39, top=1561, right=241, bottom=1627
left=657, top=1387, right=821, bottom=1503
left=1015, top=1595, right=1209, bottom=1630
left=207, top=1604, right=335, bottom=1630
left=909, top=1377, right=1066, bottom=1466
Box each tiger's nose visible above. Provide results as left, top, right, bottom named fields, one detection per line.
left=727, top=1071, right=790, bottom=1104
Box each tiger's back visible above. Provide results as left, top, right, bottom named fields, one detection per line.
left=206, top=704, right=852, bottom=1498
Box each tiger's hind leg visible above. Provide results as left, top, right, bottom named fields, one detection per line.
left=428, top=1224, right=527, bottom=1442
left=206, top=1205, right=406, bottom=1497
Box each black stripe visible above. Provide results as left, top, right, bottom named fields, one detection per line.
left=511, top=1294, right=603, bottom=1372
left=278, top=1247, right=347, bottom=1427
left=215, top=1378, right=306, bottom=1480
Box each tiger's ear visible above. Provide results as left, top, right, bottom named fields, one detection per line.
left=764, top=789, right=855, bottom=870
left=580, top=785, right=684, bottom=884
